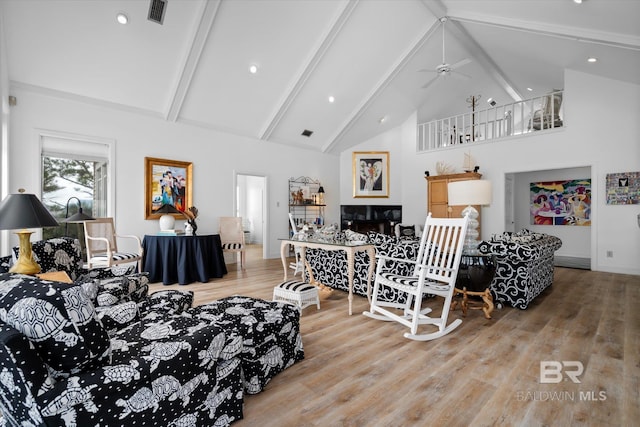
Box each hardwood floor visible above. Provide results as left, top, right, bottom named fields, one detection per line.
left=148, top=245, right=640, bottom=426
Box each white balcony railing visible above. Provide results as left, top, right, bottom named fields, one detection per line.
left=417, top=90, right=564, bottom=152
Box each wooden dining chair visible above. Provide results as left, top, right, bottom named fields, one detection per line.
left=83, top=217, right=142, bottom=271
left=219, top=216, right=246, bottom=270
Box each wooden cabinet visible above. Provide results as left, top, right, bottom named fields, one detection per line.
left=426, top=172, right=482, bottom=227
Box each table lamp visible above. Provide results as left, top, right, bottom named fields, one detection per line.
left=156, top=203, right=183, bottom=232
left=447, top=180, right=492, bottom=254
left=0, top=189, right=60, bottom=274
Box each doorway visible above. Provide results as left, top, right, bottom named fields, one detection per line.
left=235, top=173, right=268, bottom=260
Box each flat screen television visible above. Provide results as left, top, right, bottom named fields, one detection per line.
left=340, top=205, right=402, bottom=234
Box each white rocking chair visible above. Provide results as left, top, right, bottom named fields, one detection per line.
left=363, top=212, right=469, bottom=341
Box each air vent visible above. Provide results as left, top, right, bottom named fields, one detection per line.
left=301, top=129, right=313, bottom=137
left=148, top=0, right=167, bottom=25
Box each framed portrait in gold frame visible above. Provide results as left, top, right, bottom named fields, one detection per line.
left=352, top=151, right=389, bottom=198
left=144, top=157, right=193, bottom=219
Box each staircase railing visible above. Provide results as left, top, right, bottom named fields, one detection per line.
left=416, top=90, right=563, bottom=152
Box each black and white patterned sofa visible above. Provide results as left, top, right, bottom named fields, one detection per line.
left=0, top=275, right=304, bottom=426
left=303, top=231, right=420, bottom=303
left=478, top=229, right=562, bottom=309
left=0, top=273, right=244, bottom=426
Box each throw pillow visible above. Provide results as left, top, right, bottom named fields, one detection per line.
left=95, top=301, right=140, bottom=334
left=75, top=264, right=137, bottom=283
left=367, top=231, right=396, bottom=246
left=343, top=229, right=368, bottom=243
left=139, top=290, right=194, bottom=317
left=395, top=224, right=416, bottom=239
left=0, top=273, right=111, bottom=379
left=95, top=273, right=150, bottom=307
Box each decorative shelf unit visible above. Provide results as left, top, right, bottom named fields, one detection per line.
left=288, top=176, right=325, bottom=237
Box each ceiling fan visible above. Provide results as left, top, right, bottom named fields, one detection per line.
left=420, top=17, right=472, bottom=89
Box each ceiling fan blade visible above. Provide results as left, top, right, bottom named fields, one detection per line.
left=421, top=76, right=439, bottom=90
left=417, top=68, right=436, bottom=73
left=450, top=58, right=472, bottom=70
left=451, top=71, right=471, bottom=81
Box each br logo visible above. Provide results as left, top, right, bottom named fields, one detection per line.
left=540, top=361, right=584, bottom=384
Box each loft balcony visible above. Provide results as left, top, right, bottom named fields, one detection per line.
left=417, top=90, right=564, bottom=152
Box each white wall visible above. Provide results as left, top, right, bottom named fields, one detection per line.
left=339, top=122, right=405, bottom=207
left=6, top=87, right=340, bottom=259
left=342, top=70, right=640, bottom=276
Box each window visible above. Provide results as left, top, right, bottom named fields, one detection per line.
left=39, top=132, right=113, bottom=248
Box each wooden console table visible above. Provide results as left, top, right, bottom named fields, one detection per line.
left=279, top=238, right=375, bottom=315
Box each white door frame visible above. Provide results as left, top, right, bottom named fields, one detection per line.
left=234, top=172, right=268, bottom=260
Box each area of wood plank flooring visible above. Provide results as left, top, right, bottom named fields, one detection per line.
left=148, top=244, right=640, bottom=426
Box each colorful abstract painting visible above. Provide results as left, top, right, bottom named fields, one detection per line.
left=606, top=172, right=640, bottom=205
left=530, top=179, right=591, bottom=226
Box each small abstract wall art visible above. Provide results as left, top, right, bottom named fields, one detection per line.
left=606, top=172, right=640, bottom=205
left=530, top=179, right=591, bottom=226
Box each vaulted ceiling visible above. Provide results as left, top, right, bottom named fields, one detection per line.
left=2, top=0, right=639, bottom=154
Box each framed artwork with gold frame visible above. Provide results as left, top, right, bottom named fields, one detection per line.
left=144, top=157, right=193, bottom=219
left=352, top=151, right=389, bottom=198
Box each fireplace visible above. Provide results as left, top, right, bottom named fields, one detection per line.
left=340, top=205, right=402, bottom=235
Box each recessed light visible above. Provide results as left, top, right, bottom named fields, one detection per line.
left=116, top=13, right=129, bottom=25
left=379, top=116, right=387, bottom=124
left=587, top=57, right=597, bottom=63
left=328, top=95, right=335, bottom=103
left=248, top=64, right=258, bottom=74
left=573, top=0, right=583, bottom=4
left=527, top=87, right=533, bottom=92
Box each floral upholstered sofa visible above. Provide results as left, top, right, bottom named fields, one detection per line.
left=478, top=229, right=562, bottom=309
left=0, top=239, right=304, bottom=426
left=303, top=230, right=421, bottom=303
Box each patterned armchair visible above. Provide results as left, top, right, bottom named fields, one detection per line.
left=478, top=230, right=562, bottom=309
left=5, top=237, right=156, bottom=331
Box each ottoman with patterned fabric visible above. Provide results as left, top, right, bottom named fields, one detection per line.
left=273, top=280, right=320, bottom=311
left=188, top=295, right=304, bottom=394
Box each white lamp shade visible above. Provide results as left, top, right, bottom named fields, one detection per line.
left=447, top=180, right=492, bottom=206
